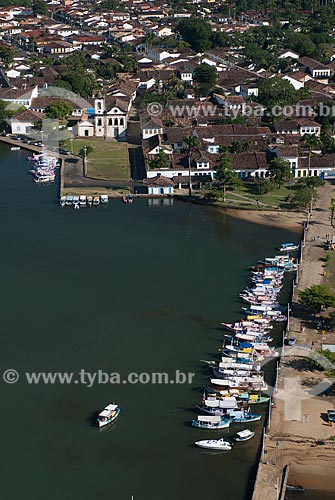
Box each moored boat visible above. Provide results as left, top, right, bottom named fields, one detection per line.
left=60, top=196, right=66, bottom=207
left=87, top=196, right=93, bottom=206
left=101, top=194, right=109, bottom=204
left=93, top=196, right=100, bottom=206
left=191, top=415, right=231, bottom=429
left=195, top=438, right=232, bottom=450
left=234, top=429, right=255, bottom=442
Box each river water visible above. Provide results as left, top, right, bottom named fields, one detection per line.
left=0, top=144, right=297, bottom=500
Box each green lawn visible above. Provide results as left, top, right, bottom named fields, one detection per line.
left=65, top=138, right=130, bottom=181
left=207, top=184, right=292, bottom=209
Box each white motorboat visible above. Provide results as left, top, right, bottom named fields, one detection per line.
left=195, top=438, right=232, bottom=450
left=60, top=196, right=66, bottom=207
left=234, top=429, right=255, bottom=442
left=97, top=403, right=120, bottom=428
left=101, top=194, right=109, bottom=204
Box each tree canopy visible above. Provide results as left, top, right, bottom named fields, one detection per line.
left=268, top=158, right=292, bottom=187
left=298, top=285, right=335, bottom=314
left=45, top=101, right=73, bottom=120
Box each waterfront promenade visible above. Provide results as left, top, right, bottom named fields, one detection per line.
left=252, top=181, right=335, bottom=500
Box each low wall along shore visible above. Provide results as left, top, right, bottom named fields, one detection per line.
left=252, top=180, right=335, bottom=500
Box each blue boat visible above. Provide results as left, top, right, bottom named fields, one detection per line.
left=228, top=409, right=262, bottom=423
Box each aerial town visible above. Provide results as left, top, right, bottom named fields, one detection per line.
left=1, top=2, right=335, bottom=500
left=2, top=0, right=335, bottom=199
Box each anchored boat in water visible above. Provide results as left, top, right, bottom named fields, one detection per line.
left=97, top=403, right=120, bottom=428
left=195, top=438, right=232, bottom=450
left=191, top=415, right=231, bottom=430
left=234, top=429, right=255, bottom=442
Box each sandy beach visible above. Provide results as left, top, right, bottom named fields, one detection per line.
left=225, top=208, right=307, bottom=232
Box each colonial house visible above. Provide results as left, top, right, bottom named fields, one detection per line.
left=278, top=49, right=300, bottom=60
left=10, top=108, right=42, bottom=134
left=146, top=151, right=216, bottom=180
left=142, top=134, right=173, bottom=159
left=299, top=56, right=332, bottom=81
left=140, top=113, right=164, bottom=139
left=273, top=119, right=321, bottom=136
left=0, top=85, right=38, bottom=109
left=146, top=175, right=174, bottom=195
left=231, top=152, right=268, bottom=178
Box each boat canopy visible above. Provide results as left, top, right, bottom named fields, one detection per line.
left=236, top=429, right=252, bottom=438
left=197, top=415, right=222, bottom=423
left=105, top=404, right=118, bottom=411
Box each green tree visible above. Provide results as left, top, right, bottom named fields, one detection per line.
left=330, top=197, right=335, bottom=227
left=33, top=0, right=48, bottom=16
left=0, top=44, right=13, bottom=66
left=182, top=135, right=201, bottom=196
left=231, top=140, right=249, bottom=154
left=292, top=186, right=315, bottom=209
left=258, top=77, right=299, bottom=108
left=193, top=63, right=218, bottom=96
left=148, top=150, right=170, bottom=169
left=268, top=158, right=292, bottom=187
left=298, top=285, right=335, bottom=314
left=255, top=178, right=273, bottom=195
left=78, top=145, right=94, bottom=159
left=177, top=17, right=213, bottom=52
left=45, top=101, right=73, bottom=120
left=215, top=152, right=240, bottom=202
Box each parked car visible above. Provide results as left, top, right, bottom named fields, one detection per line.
left=12, top=135, right=21, bottom=140
left=285, top=337, right=296, bottom=346
left=59, top=149, right=70, bottom=155
left=327, top=410, right=335, bottom=423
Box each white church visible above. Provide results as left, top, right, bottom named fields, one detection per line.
left=74, top=93, right=129, bottom=139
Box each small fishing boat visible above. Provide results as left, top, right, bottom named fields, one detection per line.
left=191, top=415, right=231, bottom=430
left=195, top=438, right=232, bottom=451
left=97, top=403, right=120, bottom=428
left=60, top=196, right=66, bottom=207
left=79, top=195, right=86, bottom=206
left=234, top=429, right=255, bottom=442
left=101, top=194, right=109, bottom=204
left=279, top=243, right=299, bottom=252
left=122, top=196, right=128, bottom=204
left=87, top=196, right=93, bottom=206
left=10, top=146, right=20, bottom=151
left=127, top=194, right=134, bottom=203
left=93, top=196, right=100, bottom=206
left=65, top=195, right=74, bottom=206
left=238, top=393, right=270, bottom=405
left=228, top=409, right=262, bottom=423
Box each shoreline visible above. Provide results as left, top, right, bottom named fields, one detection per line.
left=225, top=208, right=306, bottom=233
left=251, top=181, right=335, bottom=500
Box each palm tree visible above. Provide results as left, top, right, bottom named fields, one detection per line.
left=182, top=135, right=201, bottom=196
left=215, top=152, right=239, bottom=202
left=148, top=149, right=170, bottom=169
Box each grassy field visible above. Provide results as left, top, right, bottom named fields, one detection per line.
left=206, top=183, right=292, bottom=209
left=65, top=138, right=130, bottom=181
